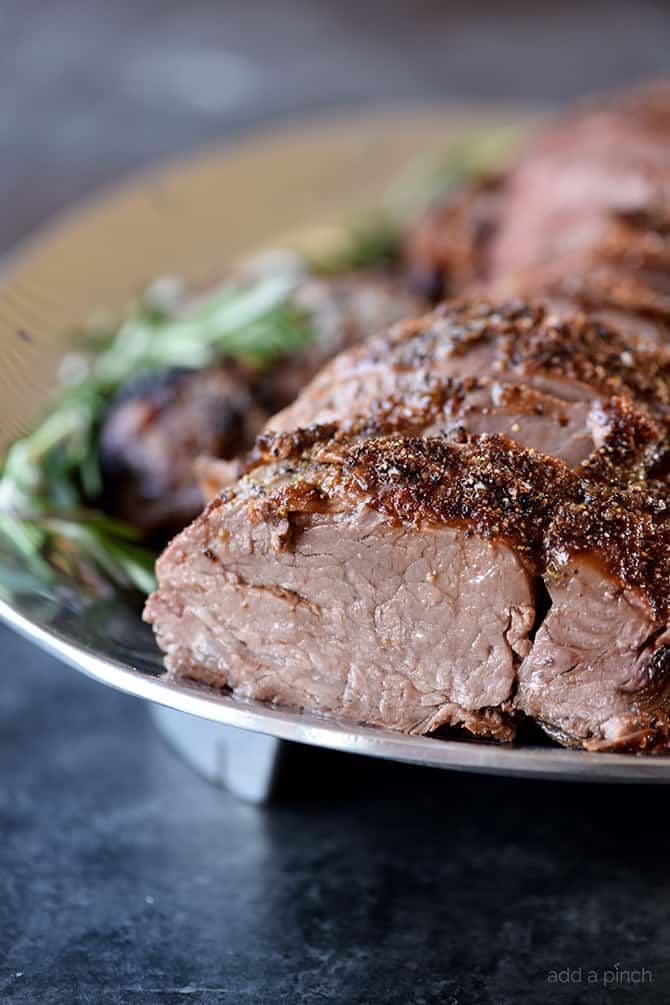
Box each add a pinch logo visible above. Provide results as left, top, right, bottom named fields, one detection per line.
left=547, top=964, right=653, bottom=987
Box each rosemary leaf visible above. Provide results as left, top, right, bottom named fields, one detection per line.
left=0, top=514, right=54, bottom=581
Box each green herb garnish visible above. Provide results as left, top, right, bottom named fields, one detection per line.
left=0, top=272, right=312, bottom=596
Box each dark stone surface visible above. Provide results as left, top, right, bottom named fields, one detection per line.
left=3, top=3, right=670, bottom=1002
left=2, top=627, right=670, bottom=1005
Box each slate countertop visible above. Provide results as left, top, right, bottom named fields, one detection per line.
left=2, top=3, right=670, bottom=1002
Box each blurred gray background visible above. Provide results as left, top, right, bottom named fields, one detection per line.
left=2, top=0, right=670, bottom=252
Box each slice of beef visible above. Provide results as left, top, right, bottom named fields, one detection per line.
left=145, top=433, right=545, bottom=741
left=144, top=429, right=670, bottom=750
left=197, top=377, right=602, bottom=505
left=518, top=484, right=670, bottom=751
left=485, top=84, right=670, bottom=281
left=99, top=272, right=423, bottom=539
left=403, top=84, right=670, bottom=345
left=486, top=208, right=670, bottom=348
left=517, top=555, right=670, bottom=751
left=268, top=300, right=670, bottom=465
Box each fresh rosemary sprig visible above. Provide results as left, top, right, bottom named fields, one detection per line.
left=0, top=271, right=312, bottom=596
left=92, top=272, right=311, bottom=381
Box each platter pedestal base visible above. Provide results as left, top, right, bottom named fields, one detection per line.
left=151, top=705, right=287, bottom=803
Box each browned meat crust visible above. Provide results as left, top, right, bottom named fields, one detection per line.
left=235, top=426, right=670, bottom=615
left=403, top=175, right=504, bottom=299
left=269, top=299, right=670, bottom=437
left=145, top=422, right=670, bottom=751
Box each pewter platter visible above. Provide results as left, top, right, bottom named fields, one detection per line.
left=2, top=105, right=669, bottom=783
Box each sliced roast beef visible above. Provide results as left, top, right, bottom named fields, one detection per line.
left=196, top=378, right=599, bottom=504
left=144, top=81, right=670, bottom=754
left=144, top=428, right=670, bottom=751
left=403, top=84, right=670, bottom=345
left=268, top=300, right=670, bottom=465
left=486, top=84, right=670, bottom=282
left=518, top=481, right=670, bottom=751
left=487, top=208, right=670, bottom=348
left=517, top=555, right=670, bottom=751
left=145, top=432, right=546, bottom=741
left=100, top=272, right=423, bottom=539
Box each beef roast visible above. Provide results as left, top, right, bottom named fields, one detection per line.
left=145, top=84, right=670, bottom=754
left=144, top=427, right=670, bottom=751
left=486, top=83, right=670, bottom=282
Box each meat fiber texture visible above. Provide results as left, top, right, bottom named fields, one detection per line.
left=145, top=299, right=670, bottom=752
